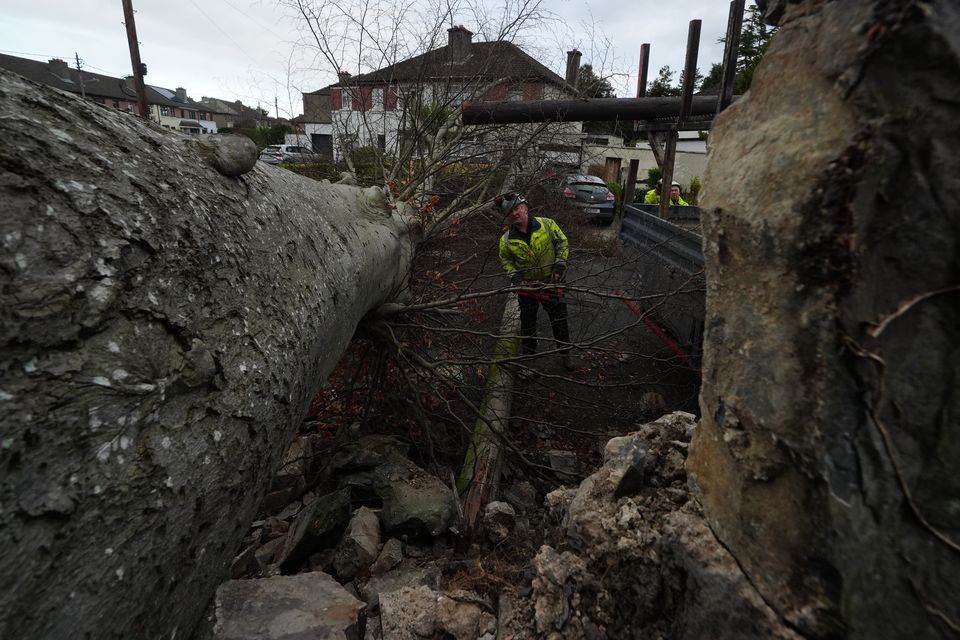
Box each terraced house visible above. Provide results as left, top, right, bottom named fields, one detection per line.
left=0, top=53, right=229, bottom=134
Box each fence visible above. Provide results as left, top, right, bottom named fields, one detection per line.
left=619, top=204, right=706, bottom=358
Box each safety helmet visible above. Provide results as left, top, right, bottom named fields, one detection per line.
left=495, top=193, right=526, bottom=212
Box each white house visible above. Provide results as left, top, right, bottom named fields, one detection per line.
left=304, top=26, right=582, bottom=166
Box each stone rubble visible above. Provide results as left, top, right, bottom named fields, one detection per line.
left=211, top=413, right=801, bottom=639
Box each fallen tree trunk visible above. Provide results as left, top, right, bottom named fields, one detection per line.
left=0, top=70, right=417, bottom=639
left=457, top=297, right=520, bottom=534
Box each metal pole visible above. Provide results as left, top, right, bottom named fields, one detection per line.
left=121, top=0, right=150, bottom=120
left=718, top=0, right=745, bottom=112
left=462, top=95, right=718, bottom=125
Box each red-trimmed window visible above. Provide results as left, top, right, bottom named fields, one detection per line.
left=331, top=88, right=342, bottom=111
left=523, top=82, right=544, bottom=101
left=358, top=86, right=373, bottom=111
left=384, top=85, right=398, bottom=111
left=484, top=84, right=507, bottom=101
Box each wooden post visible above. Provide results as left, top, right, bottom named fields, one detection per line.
left=121, top=0, right=150, bottom=120
left=661, top=20, right=701, bottom=219
left=624, top=159, right=640, bottom=206
left=659, top=132, right=677, bottom=219
left=718, top=0, right=745, bottom=113
left=628, top=43, right=651, bottom=207
left=637, top=43, right=651, bottom=98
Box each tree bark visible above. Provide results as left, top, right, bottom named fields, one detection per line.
left=0, top=70, right=416, bottom=639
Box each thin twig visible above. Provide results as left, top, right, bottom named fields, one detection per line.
left=843, top=336, right=960, bottom=554
left=867, top=285, right=960, bottom=338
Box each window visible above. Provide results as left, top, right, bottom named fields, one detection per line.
left=373, top=87, right=383, bottom=111
left=341, top=89, right=352, bottom=110
left=160, top=106, right=171, bottom=116
left=189, top=111, right=197, bottom=119
left=377, top=134, right=385, bottom=151
left=112, top=100, right=119, bottom=108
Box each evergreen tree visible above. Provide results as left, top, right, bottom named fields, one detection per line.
left=647, top=65, right=682, bottom=97
left=577, top=64, right=615, bottom=99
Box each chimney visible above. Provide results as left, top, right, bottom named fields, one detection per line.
left=175, top=87, right=188, bottom=101
left=337, top=70, right=352, bottom=84
left=565, top=49, right=582, bottom=88
left=48, top=58, right=70, bottom=79
left=447, top=25, right=473, bottom=60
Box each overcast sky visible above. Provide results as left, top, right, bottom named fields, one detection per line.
left=1, top=0, right=736, bottom=118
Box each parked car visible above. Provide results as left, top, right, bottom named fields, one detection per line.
left=559, top=174, right=616, bottom=224
left=258, top=144, right=315, bottom=164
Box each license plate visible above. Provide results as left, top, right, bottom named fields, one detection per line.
left=585, top=208, right=600, bottom=213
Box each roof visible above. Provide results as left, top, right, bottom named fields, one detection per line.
left=0, top=53, right=185, bottom=107
left=326, top=40, right=572, bottom=92
left=0, top=53, right=235, bottom=114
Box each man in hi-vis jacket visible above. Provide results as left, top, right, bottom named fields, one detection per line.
left=496, top=192, right=577, bottom=371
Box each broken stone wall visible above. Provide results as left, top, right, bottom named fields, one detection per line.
left=689, top=1, right=959, bottom=637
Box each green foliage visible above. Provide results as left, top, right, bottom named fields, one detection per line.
left=235, top=123, right=291, bottom=149
left=647, top=66, right=682, bottom=97
left=687, top=176, right=702, bottom=205
left=606, top=180, right=623, bottom=209
left=645, top=167, right=661, bottom=190
left=699, top=62, right=724, bottom=94
left=704, top=5, right=778, bottom=95
left=735, top=6, right=776, bottom=93
left=577, top=64, right=615, bottom=99
left=350, top=146, right=393, bottom=187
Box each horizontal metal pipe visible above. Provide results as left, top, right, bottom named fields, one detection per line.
left=461, top=95, right=721, bottom=125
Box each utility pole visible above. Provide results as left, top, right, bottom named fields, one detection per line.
left=74, top=53, right=86, bottom=99
left=121, top=0, right=150, bottom=120
left=275, top=96, right=279, bottom=121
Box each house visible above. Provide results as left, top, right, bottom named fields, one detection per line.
left=301, top=88, right=333, bottom=157
left=302, top=26, right=582, bottom=163
left=0, top=53, right=230, bottom=135
left=149, top=86, right=221, bottom=133
left=580, top=132, right=708, bottom=193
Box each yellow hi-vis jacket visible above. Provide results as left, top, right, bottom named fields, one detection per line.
left=499, top=216, right=569, bottom=282
left=644, top=189, right=689, bottom=206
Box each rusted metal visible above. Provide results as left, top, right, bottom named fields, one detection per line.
left=461, top=95, right=718, bottom=125
left=719, top=0, right=746, bottom=112
left=121, top=0, right=150, bottom=120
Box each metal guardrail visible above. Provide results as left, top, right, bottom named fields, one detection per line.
left=617, top=204, right=706, bottom=357
left=619, top=204, right=704, bottom=274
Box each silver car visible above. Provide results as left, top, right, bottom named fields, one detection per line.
left=258, top=144, right=315, bottom=164
left=560, top=174, right=616, bottom=224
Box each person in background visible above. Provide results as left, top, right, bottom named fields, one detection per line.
left=644, top=180, right=689, bottom=206
left=496, top=192, right=578, bottom=372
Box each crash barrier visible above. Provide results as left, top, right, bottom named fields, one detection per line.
left=619, top=204, right=706, bottom=362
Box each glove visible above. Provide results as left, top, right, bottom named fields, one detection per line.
left=552, top=263, right=566, bottom=282
left=510, top=271, right=523, bottom=286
